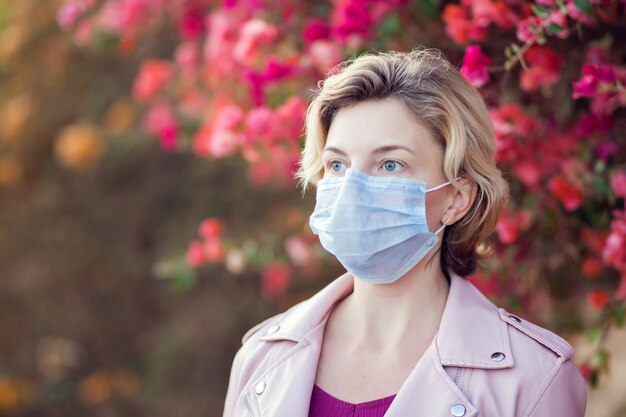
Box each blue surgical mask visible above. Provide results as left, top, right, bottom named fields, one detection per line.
left=308, top=167, right=452, bottom=284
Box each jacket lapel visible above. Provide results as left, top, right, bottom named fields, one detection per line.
left=245, top=270, right=514, bottom=417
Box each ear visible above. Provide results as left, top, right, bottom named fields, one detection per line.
left=442, top=178, right=478, bottom=225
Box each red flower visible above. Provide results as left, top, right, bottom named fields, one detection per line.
left=581, top=256, right=603, bottom=278
left=520, top=46, right=564, bottom=92
left=198, top=218, right=224, bottom=239
left=496, top=208, right=532, bottom=245
left=261, top=263, right=293, bottom=301
left=460, top=45, right=491, bottom=87
left=587, top=289, right=610, bottom=311
left=132, top=60, right=174, bottom=102
left=442, top=4, right=487, bottom=44
left=578, top=363, right=593, bottom=380
left=548, top=176, right=583, bottom=211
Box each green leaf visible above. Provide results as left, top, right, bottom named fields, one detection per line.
left=531, top=4, right=551, bottom=18
left=587, top=328, right=603, bottom=344
left=379, top=15, right=402, bottom=36
left=414, top=0, right=439, bottom=20
left=591, top=349, right=609, bottom=369
left=575, top=0, right=593, bottom=16
left=611, top=307, right=625, bottom=327
left=547, top=23, right=565, bottom=34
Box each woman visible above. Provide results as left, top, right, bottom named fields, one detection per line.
left=222, top=47, right=587, bottom=417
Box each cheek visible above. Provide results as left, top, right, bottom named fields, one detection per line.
left=424, top=193, right=445, bottom=230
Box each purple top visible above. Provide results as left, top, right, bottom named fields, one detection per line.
left=308, top=384, right=396, bottom=417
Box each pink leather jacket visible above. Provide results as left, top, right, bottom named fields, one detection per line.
left=222, top=271, right=587, bottom=417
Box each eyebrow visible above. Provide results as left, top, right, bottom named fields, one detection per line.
left=323, top=145, right=416, bottom=156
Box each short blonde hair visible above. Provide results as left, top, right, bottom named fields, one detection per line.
left=294, top=46, right=509, bottom=276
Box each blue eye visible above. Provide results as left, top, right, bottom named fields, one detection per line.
left=383, top=160, right=400, bottom=171
left=330, top=160, right=344, bottom=172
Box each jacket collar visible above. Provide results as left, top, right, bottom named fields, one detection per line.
left=259, top=269, right=514, bottom=370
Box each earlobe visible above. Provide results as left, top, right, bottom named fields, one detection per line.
left=445, top=179, right=478, bottom=225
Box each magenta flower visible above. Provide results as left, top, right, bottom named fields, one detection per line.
left=572, top=64, right=615, bottom=99
left=302, top=19, right=330, bottom=43
left=460, top=45, right=491, bottom=87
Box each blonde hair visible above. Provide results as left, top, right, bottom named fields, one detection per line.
left=294, top=46, right=509, bottom=276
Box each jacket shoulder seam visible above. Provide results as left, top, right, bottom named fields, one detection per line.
left=498, top=308, right=573, bottom=360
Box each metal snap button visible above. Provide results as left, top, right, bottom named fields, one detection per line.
left=255, top=381, right=266, bottom=395
left=426, top=239, right=435, bottom=247
left=266, top=325, right=280, bottom=335
left=451, top=403, right=466, bottom=416
left=509, top=314, right=522, bottom=323
left=491, top=351, right=506, bottom=362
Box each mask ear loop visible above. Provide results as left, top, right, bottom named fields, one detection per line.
left=434, top=218, right=448, bottom=235
left=426, top=176, right=461, bottom=235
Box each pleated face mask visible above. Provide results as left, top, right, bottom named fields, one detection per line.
left=308, top=167, right=451, bottom=284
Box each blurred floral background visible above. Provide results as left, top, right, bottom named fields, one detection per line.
left=0, top=0, right=625, bottom=416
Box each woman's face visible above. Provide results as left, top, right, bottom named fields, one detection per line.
left=322, top=96, right=452, bottom=233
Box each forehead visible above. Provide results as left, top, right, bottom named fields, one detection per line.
left=325, top=97, right=438, bottom=152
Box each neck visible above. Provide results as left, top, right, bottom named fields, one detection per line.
left=335, top=254, right=450, bottom=353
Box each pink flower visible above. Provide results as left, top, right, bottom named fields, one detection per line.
left=514, top=159, right=542, bottom=187
left=174, top=42, right=200, bottom=73
left=611, top=171, right=626, bottom=198
left=233, top=18, right=279, bottom=65
left=203, top=239, right=224, bottom=262
left=186, top=240, right=206, bottom=267
left=141, top=100, right=178, bottom=152
left=308, top=40, right=343, bottom=74
left=274, top=97, right=307, bottom=143
left=132, top=60, right=174, bottom=102
left=460, top=45, right=491, bottom=87
left=57, top=1, right=84, bottom=30
left=516, top=16, right=541, bottom=43
left=603, top=210, right=626, bottom=271
left=198, top=128, right=241, bottom=158
left=285, top=235, right=313, bottom=267
left=548, top=175, right=583, bottom=211
left=302, top=19, right=330, bottom=43
left=72, top=18, right=94, bottom=46
left=244, top=106, right=275, bottom=145
left=192, top=103, right=244, bottom=158
left=243, top=57, right=296, bottom=105
left=261, top=262, right=292, bottom=301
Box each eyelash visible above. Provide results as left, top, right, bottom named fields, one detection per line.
left=326, top=159, right=405, bottom=171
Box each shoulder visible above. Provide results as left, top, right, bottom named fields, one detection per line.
left=497, top=307, right=574, bottom=361
left=495, top=307, right=587, bottom=417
